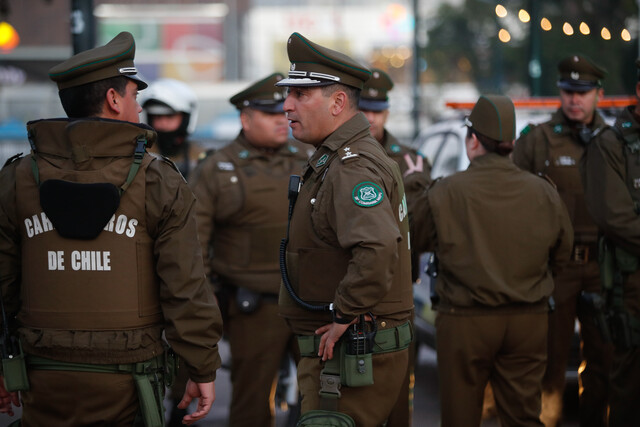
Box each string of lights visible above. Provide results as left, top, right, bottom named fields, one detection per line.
left=493, top=3, right=633, bottom=43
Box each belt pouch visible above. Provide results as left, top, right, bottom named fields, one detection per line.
left=2, top=341, right=30, bottom=392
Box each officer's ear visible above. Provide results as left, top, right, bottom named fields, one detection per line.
left=329, top=90, right=347, bottom=117
left=105, top=87, right=121, bottom=114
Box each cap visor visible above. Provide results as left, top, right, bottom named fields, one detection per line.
left=358, top=99, right=389, bottom=112
left=557, top=80, right=597, bottom=92
left=127, top=74, right=148, bottom=90
left=250, top=101, right=285, bottom=114
left=275, top=77, right=335, bottom=87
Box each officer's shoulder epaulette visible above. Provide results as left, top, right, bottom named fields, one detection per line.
left=538, top=173, right=557, bottom=190
left=197, top=148, right=216, bottom=163
left=2, top=152, right=24, bottom=169
left=519, top=123, right=536, bottom=137
left=150, top=152, right=183, bottom=175
left=339, top=144, right=360, bottom=163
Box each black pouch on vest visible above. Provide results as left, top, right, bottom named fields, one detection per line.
left=40, top=179, right=120, bottom=240
left=297, top=410, right=355, bottom=427
left=236, top=287, right=261, bottom=313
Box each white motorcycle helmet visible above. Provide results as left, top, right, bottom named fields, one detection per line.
left=140, top=78, right=199, bottom=135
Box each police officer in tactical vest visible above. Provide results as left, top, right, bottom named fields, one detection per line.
left=358, top=67, right=431, bottom=427
left=276, top=33, right=414, bottom=427
left=513, top=54, right=613, bottom=427
left=580, top=57, right=640, bottom=427
left=410, top=95, right=573, bottom=427
left=0, top=32, right=223, bottom=426
left=189, top=72, right=309, bottom=427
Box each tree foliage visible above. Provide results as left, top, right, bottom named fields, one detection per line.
left=422, top=0, right=638, bottom=95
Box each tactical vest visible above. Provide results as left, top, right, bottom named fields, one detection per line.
left=211, top=139, right=307, bottom=294
left=16, top=119, right=162, bottom=331
left=535, top=120, right=602, bottom=242
left=279, top=138, right=413, bottom=331
left=609, top=124, right=640, bottom=208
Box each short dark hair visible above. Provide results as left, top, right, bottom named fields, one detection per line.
left=320, top=83, right=361, bottom=110
left=466, top=127, right=513, bottom=156
left=58, top=76, right=129, bottom=118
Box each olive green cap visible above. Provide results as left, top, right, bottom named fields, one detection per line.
left=358, top=68, right=394, bottom=111
left=229, top=72, right=287, bottom=113
left=464, top=95, right=516, bottom=142
left=275, top=32, right=371, bottom=89
left=557, top=54, right=606, bottom=92
left=49, top=31, right=147, bottom=91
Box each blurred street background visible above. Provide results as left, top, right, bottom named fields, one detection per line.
left=0, top=0, right=632, bottom=425
left=1, top=0, right=638, bottom=165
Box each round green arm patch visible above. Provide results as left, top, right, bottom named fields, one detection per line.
left=352, top=181, right=384, bottom=207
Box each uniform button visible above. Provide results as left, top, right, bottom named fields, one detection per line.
left=380, top=321, right=387, bottom=328
left=310, top=198, right=316, bottom=205
left=230, top=176, right=238, bottom=183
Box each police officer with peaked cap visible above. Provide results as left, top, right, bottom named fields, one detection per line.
left=276, top=32, right=414, bottom=426
left=359, top=67, right=431, bottom=427
left=189, top=72, right=309, bottom=427
left=580, top=58, right=640, bottom=426
left=410, top=94, right=573, bottom=427
left=0, top=31, right=223, bottom=426
left=513, top=54, right=613, bottom=426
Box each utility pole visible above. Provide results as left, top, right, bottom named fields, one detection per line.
left=412, top=0, right=421, bottom=141
left=71, top=0, right=96, bottom=54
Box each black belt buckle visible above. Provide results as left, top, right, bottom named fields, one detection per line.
left=572, top=244, right=589, bottom=264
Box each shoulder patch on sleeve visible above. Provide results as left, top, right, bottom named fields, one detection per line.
left=352, top=181, right=384, bottom=207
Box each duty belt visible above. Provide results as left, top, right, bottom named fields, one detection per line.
left=297, top=321, right=413, bottom=357
left=27, top=353, right=169, bottom=427
left=572, top=242, right=597, bottom=265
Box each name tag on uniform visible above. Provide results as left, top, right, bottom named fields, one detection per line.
left=217, top=161, right=235, bottom=171
left=555, top=156, right=575, bottom=166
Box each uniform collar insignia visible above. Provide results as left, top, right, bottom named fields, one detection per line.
left=553, top=124, right=563, bottom=134
left=623, top=121, right=633, bottom=128
left=390, top=144, right=401, bottom=153
left=238, top=150, right=250, bottom=159
left=316, top=153, right=329, bottom=167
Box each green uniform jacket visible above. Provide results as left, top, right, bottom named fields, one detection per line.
left=513, top=108, right=607, bottom=243
left=380, top=130, right=432, bottom=197
left=581, top=106, right=640, bottom=256
left=279, top=113, right=413, bottom=334
left=0, top=119, right=222, bottom=382
left=189, top=133, right=309, bottom=294
left=410, top=153, right=573, bottom=309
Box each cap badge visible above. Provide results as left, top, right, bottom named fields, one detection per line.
left=634, top=178, right=640, bottom=189
left=352, top=182, right=384, bottom=207
left=368, top=88, right=379, bottom=97
left=373, top=71, right=380, bottom=78
left=573, top=56, right=579, bottom=62
left=274, top=92, right=283, bottom=100
left=316, top=153, right=329, bottom=167
left=290, top=63, right=296, bottom=71
left=570, top=71, right=580, bottom=80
